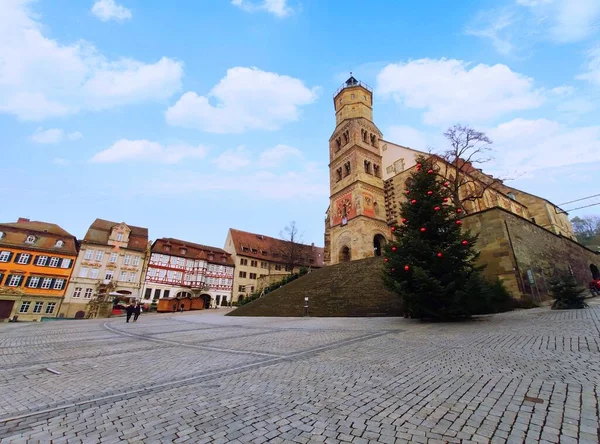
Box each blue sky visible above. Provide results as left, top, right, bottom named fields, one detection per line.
left=2, top=0, right=600, bottom=248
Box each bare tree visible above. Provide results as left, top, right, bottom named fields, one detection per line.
left=279, top=221, right=304, bottom=274
left=438, top=124, right=505, bottom=213
left=571, top=215, right=600, bottom=246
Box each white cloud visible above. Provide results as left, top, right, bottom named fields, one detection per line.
left=30, top=128, right=83, bottom=144
left=258, top=144, right=302, bottom=167
left=213, top=146, right=252, bottom=171
left=0, top=1, right=183, bottom=121
left=518, top=0, right=600, bottom=43
left=465, top=11, right=517, bottom=56
left=487, top=118, right=600, bottom=175
left=90, top=139, right=208, bottom=164
left=577, top=46, right=600, bottom=87
left=92, top=0, right=132, bottom=22
left=231, top=0, right=292, bottom=17
left=377, top=59, right=544, bottom=126
left=166, top=67, right=318, bottom=134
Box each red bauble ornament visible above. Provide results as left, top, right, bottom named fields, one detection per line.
left=401, top=218, right=407, bottom=223
left=391, top=246, right=397, bottom=252
left=416, top=163, right=422, bottom=169
left=391, top=226, right=396, bottom=232
left=427, top=169, right=434, bottom=174
left=404, top=190, right=410, bottom=195
left=443, top=198, right=448, bottom=203
left=437, top=252, right=443, bottom=258
left=420, top=227, right=426, bottom=232
left=391, top=268, right=395, bottom=272
left=456, top=208, right=463, bottom=214
left=404, top=265, right=410, bottom=271
left=411, top=199, right=417, bottom=204
left=462, top=240, right=468, bottom=245
left=384, top=258, right=389, bottom=263
left=434, top=206, right=441, bottom=211
left=456, top=220, right=462, bottom=225
left=427, top=191, right=433, bottom=195
left=443, top=181, right=450, bottom=187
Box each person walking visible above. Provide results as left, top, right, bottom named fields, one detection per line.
left=125, top=302, right=135, bottom=323
left=133, top=303, right=142, bottom=322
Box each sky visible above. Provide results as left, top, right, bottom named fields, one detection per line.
left=1, top=0, right=600, bottom=248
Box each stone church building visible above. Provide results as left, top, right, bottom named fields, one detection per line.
left=324, top=76, right=600, bottom=299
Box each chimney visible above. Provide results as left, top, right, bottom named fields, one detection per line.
left=311, top=242, right=315, bottom=250
left=17, top=217, right=30, bottom=223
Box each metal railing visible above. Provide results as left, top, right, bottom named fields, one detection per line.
left=333, top=80, right=373, bottom=97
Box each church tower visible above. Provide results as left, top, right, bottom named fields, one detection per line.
left=324, top=75, right=390, bottom=266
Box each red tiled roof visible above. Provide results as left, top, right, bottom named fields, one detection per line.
left=0, top=219, right=78, bottom=256
left=152, top=238, right=235, bottom=266
left=83, top=218, right=148, bottom=252
left=228, top=228, right=324, bottom=268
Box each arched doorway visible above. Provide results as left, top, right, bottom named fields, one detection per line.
left=591, top=264, right=600, bottom=280
left=75, top=310, right=85, bottom=319
left=373, top=234, right=386, bottom=257
left=339, top=246, right=351, bottom=262
left=200, top=294, right=211, bottom=309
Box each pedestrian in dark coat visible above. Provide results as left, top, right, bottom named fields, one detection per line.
left=125, top=303, right=135, bottom=323
left=133, top=303, right=142, bottom=322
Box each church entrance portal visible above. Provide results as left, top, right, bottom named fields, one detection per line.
left=373, top=234, right=386, bottom=257
left=591, top=264, right=600, bottom=280
left=339, top=246, right=351, bottom=262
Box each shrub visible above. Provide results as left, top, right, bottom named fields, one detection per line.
left=549, top=274, right=587, bottom=310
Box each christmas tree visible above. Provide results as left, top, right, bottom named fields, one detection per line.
left=383, top=155, right=483, bottom=320
left=549, top=274, right=587, bottom=310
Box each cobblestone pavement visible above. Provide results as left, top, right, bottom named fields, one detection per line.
left=0, top=301, right=599, bottom=443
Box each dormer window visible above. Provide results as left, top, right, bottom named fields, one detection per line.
left=180, top=248, right=187, bottom=255
left=208, top=254, right=214, bottom=261
left=54, top=240, right=64, bottom=248
left=507, top=192, right=516, bottom=200
left=164, top=245, right=171, bottom=252
left=25, top=235, right=36, bottom=244
left=0, top=231, right=4, bottom=239
left=116, top=233, right=124, bottom=241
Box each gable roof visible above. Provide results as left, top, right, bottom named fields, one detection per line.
left=83, top=218, right=148, bottom=252
left=151, top=238, right=234, bottom=266
left=0, top=219, right=78, bottom=255
left=228, top=228, right=324, bottom=268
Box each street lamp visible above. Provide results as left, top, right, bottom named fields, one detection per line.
left=304, top=296, right=309, bottom=317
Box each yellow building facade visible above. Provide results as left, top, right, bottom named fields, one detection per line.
left=0, top=218, right=78, bottom=322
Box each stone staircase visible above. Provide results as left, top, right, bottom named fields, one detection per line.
left=228, top=257, right=403, bottom=317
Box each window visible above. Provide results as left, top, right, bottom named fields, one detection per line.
left=8, top=275, right=23, bottom=287
left=386, top=165, right=395, bottom=174
left=144, top=288, right=152, bottom=299
left=148, top=268, right=156, bottom=278
left=95, top=251, right=103, bottom=261
left=0, top=231, right=3, bottom=238
left=79, top=267, right=89, bottom=278
left=240, top=258, right=248, bottom=266
left=84, top=250, right=93, bottom=260
left=41, top=278, right=52, bottom=289
left=124, top=255, right=131, bottom=265
left=60, top=258, right=72, bottom=268
left=49, top=257, right=60, bottom=267
left=250, top=260, right=258, bottom=267
left=73, top=287, right=82, bottom=298
left=163, top=245, right=171, bottom=252
left=105, top=271, right=113, bottom=281
left=153, top=289, right=161, bottom=300
left=221, top=296, right=228, bottom=306
left=238, top=285, right=245, bottom=292
left=54, top=240, right=64, bottom=248
left=28, top=277, right=40, bottom=288
left=133, top=256, right=140, bottom=266
left=16, top=253, right=31, bottom=264
left=19, top=301, right=31, bottom=313
left=163, top=290, right=170, bottom=299
left=53, top=279, right=65, bottom=290
left=128, top=272, right=136, bottom=282
left=90, top=269, right=99, bottom=279
left=110, top=253, right=118, bottom=263
left=261, top=261, right=268, bottom=269
left=180, top=248, right=187, bottom=255
left=275, top=264, right=282, bottom=271
left=239, top=271, right=247, bottom=278
left=45, top=303, right=56, bottom=314
left=25, top=235, right=36, bottom=244
left=0, top=251, right=11, bottom=262
left=33, top=302, right=43, bottom=313
left=84, top=288, right=93, bottom=299
left=249, top=273, right=257, bottom=279
left=120, top=271, right=127, bottom=281
left=116, top=233, right=124, bottom=241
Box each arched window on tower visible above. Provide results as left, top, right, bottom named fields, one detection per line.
left=344, top=161, right=351, bottom=177
left=364, top=160, right=371, bottom=174
left=336, top=168, right=343, bottom=182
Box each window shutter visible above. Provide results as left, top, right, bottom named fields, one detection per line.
left=25, top=276, right=32, bottom=287
left=34, top=255, right=39, bottom=265
left=50, top=278, right=56, bottom=289
left=25, top=254, right=32, bottom=265
left=14, top=253, right=21, bottom=263
left=0, top=273, right=4, bottom=285
left=6, top=252, right=13, bottom=262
